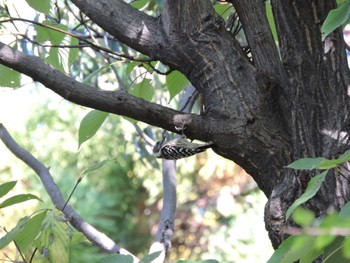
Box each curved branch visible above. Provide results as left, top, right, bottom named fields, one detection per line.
left=0, top=42, right=216, bottom=142
left=71, top=0, right=166, bottom=60
left=0, top=124, right=137, bottom=258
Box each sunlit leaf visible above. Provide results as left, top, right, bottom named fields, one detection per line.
left=78, top=110, right=109, bottom=149
left=130, top=78, right=154, bottom=102
left=15, top=210, right=47, bottom=252
left=0, top=194, right=42, bottom=209
left=0, top=65, right=21, bottom=88
left=25, top=0, right=51, bottom=15
left=166, top=70, right=190, bottom=101
left=35, top=21, right=67, bottom=45
left=130, top=0, right=149, bottom=10
left=214, top=3, right=231, bottom=20
left=287, top=157, right=327, bottom=170
left=37, top=209, right=72, bottom=263
left=322, top=0, right=350, bottom=40
left=286, top=170, right=328, bottom=220
left=0, top=181, right=17, bottom=198
left=0, top=216, right=29, bottom=249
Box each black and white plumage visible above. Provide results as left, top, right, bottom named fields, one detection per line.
left=153, top=136, right=213, bottom=160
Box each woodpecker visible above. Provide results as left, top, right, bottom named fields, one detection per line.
left=153, top=136, right=213, bottom=160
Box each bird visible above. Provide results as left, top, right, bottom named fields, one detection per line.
left=153, top=136, right=213, bottom=160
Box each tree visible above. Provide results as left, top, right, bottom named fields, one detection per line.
left=0, top=0, right=349, bottom=261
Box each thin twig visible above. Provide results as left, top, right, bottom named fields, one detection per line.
left=284, top=225, right=350, bottom=236
left=1, top=17, right=153, bottom=62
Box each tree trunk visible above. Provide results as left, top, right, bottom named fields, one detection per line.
left=0, top=0, right=349, bottom=251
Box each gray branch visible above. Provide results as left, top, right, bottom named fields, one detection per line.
left=0, top=123, right=138, bottom=259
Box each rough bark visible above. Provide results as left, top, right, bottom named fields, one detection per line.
left=0, top=0, right=349, bottom=251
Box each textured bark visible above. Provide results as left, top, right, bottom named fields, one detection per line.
left=1, top=0, right=349, bottom=252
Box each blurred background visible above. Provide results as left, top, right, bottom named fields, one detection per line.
left=0, top=86, right=273, bottom=262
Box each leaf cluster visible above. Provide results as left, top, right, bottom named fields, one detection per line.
left=268, top=150, right=350, bottom=263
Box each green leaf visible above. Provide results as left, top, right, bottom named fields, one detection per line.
left=0, top=181, right=17, bottom=198
left=82, top=159, right=114, bottom=176
left=68, top=36, right=79, bottom=69
left=286, top=170, right=328, bottom=220
left=130, top=78, right=154, bottom=102
left=78, top=110, right=109, bottom=149
left=336, top=149, right=350, bottom=163
left=130, top=0, right=149, bottom=10
left=25, top=0, right=51, bottom=15
left=322, top=0, right=350, bottom=40
left=266, top=2, right=278, bottom=42
left=166, top=70, right=190, bottom=101
left=314, top=150, right=350, bottom=169
left=37, top=209, right=72, bottom=263
left=0, top=64, right=21, bottom=88
left=314, top=235, right=337, bottom=251
left=315, top=159, right=339, bottom=170
left=35, top=21, right=67, bottom=45
left=71, top=231, right=87, bottom=245
left=292, top=207, right=315, bottom=227
left=323, top=237, right=346, bottom=262
left=45, top=47, right=65, bottom=73
left=98, top=254, right=134, bottom=263
left=342, top=236, right=350, bottom=258
left=287, top=157, right=327, bottom=170
left=15, top=210, right=47, bottom=252
left=0, top=216, right=29, bottom=249
left=140, top=251, right=162, bottom=263
left=267, top=235, right=316, bottom=263
left=125, top=61, right=141, bottom=76
left=214, top=3, right=231, bottom=20
left=0, top=194, right=42, bottom=209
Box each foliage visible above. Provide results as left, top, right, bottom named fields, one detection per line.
left=268, top=151, right=350, bottom=263
left=322, top=0, right=350, bottom=40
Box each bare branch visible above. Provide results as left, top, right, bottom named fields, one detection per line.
left=0, top=123, right=138, bottom=259
left=151, top=160, right=176, bottom=259
left=230, top=0, right=284, bottom=82
left=0, top=42, right=218, bottom=142
left=71, top=0, right=166, bottom=60
left=284, top=226, right=350, bottom=236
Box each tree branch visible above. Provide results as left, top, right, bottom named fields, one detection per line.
left=231, top=0, right=285, bottom=83
left=0, top=123, right=137, bottom=258
left=71, top=0, right=166, bottom=60
left=0, top=42, right=216, bottom=142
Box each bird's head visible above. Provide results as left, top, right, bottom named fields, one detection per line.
left=153, top=136, right=166, bottom=157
